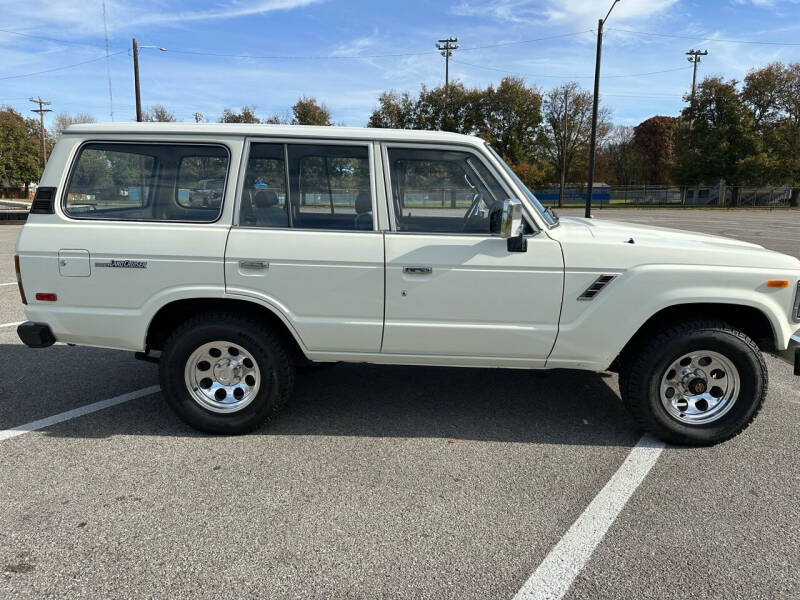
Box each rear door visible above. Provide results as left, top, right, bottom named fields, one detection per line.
left=224, top=139, right=384, bottom=353
left=380, top=144, right=564, bottom=364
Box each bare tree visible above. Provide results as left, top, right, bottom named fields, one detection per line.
left=50, top=112, right=95, bottom=138
left=142, top=105, right=176, bottom=122
left=602, top=125, right=643, bottom=185
left=539, top=82, right=611, bottom=194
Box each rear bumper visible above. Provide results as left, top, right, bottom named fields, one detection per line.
left=17, top=321, right=56, bottom=348
left=775, top=332, right=800, bottom=376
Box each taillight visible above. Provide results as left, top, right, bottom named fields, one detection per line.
left=14, top=255, right=27, bottom=305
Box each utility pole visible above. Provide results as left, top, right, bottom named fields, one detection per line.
left=585, top=0, right=621, bottom=219
left=193, top=112, right=204, bottom=123
left=132, top=38, right=142, bottom=122
left=686, top=49, right=708, bottom=124
left=558, top=89, right=569, bottom=209
left=29, top=97, right=52, bottom=170
left=132, top=38, right=166, bottom=122
left=435, top=37, right=459, bottom=97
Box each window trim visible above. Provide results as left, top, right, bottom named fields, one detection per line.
left=234, top=137, right=378, bottom=233
left=60, top=140, right=231, bottom=224
left=380, top=141, right=537, bottom=236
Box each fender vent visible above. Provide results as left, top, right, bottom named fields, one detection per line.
left=578, top=274, right=617, bottom=301
left=30, top=187, right=56, bottom=214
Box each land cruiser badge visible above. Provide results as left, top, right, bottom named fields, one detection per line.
left=95, top=259, right=148, bottom=269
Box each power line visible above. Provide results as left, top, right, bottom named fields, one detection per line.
left=164, top=30, right=591, bottom=60
left=0, top=50, right=126, bottom=81
left=606, top=27, right=800, bottom=46
left=451, top=58, right=693, bottom=80
left=0, top=27, right=112, bottom=50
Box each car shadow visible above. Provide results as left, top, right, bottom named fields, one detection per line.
left=1, top=344, right=640, bottom=447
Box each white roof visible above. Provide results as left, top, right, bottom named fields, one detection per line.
left=64, top=122, right=484, bottom=146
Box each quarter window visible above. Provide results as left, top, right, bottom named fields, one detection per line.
left=387, top=147, right=506, bottom=234
left=64, top=143, right=229, bottom=222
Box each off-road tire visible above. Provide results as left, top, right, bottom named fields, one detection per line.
left=620, top=319, right=767, bottom=446
left=159, top=313, right=294, bottom=434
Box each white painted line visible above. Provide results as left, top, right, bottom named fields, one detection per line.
left=513, top=434, right=665, bottom=600
left=0, top=282, right=18, bottom=287
left=0, top=321, right=23, bottom=329
left=0, top=385, right=160, bottom=443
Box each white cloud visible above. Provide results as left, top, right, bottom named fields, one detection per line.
left=452, top=0, right=680, bottom=28
left=0, top=0, right=324, bottom=36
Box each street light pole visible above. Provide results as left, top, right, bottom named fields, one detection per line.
left=132, top=38, right=167, bottom=122
left=585, top=0, right=620, bottom=219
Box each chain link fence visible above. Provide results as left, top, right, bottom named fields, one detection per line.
left=535, top=184, right=797, bottom=208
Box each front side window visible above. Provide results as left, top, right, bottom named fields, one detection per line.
left=64, top=143, right=229, bottom=222
left=387, top=147, right=506, bottom=234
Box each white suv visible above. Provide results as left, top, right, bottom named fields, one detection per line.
left=14, top=123, right=800, bottom=445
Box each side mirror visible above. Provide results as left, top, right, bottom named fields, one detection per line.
left=490, top=199, right=527, bottom=252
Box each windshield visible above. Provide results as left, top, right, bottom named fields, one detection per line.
left=486, top=144, right=558, bottom=227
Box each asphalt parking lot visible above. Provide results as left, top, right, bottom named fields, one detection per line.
left=1, top=210, right=799, bottom=599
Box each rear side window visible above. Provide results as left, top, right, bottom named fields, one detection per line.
left=238, top=142, right=373, bottom=231
left=64, top=143, right=229, bottom=222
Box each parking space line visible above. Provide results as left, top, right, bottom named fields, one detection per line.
left=0, top=321, right=23, bottom=329
left=0, top=282, right=18, bottom=286
left=513, top=434, right=665, bottom=600
left=0, top=385, right=160, bottom=443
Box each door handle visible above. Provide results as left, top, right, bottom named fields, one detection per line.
left=403, top=266, right=432, bottom=275
left=239, top=260, right=269, bottom=269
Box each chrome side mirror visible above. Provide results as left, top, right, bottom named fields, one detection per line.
left=498, top=199, right=524, bottom=239
left=491, top=199, right=527, bottom=252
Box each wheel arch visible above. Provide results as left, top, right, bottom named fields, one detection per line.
left=609, top=302, right=776, bottom=372
left=145, top=297, right=309, bottom=362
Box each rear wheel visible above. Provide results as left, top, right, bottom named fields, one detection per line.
left=159, top=313, right=294, bottom=434
left=620, top=319, right=767, bottom=445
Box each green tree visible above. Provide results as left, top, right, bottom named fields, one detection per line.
left=0, top=107, right=40, bottom=187
left=219, top=106, right=261, bottom=123
left=292, top=96, right=331, bottom=126
left=479, top=77, right=542, bottom=165
left=673, top=77, right=760, bottom=201
left=366, top=91, right=416, bottom=129
left=742, top=62, right=800, bottom=204
left=633, top=116, right=677, bottom=183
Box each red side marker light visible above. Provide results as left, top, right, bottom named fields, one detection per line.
left=35, top=293, right=57, bottom=302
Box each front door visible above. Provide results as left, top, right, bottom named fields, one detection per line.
left=381, top=145, right=564, bottom=364
left=225, top=141, right=384, bottom=353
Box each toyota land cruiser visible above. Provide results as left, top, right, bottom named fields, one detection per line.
left=14, top=123, right=800, bottom=444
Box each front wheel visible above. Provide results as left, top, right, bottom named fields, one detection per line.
left=620, top=319, right=767, bottom=445
left=159, top=313, right=294, bottom=434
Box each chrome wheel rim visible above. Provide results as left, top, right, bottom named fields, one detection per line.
left=184, top=341, right=261, bottom=413
left=659, top=350, right=740, bottom=425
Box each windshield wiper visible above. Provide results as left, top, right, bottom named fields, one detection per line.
left=546, top=206, right=560, bottom=226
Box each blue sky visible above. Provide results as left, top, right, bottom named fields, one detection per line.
left=1, top=0, right=799, bottom=128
